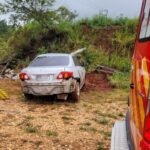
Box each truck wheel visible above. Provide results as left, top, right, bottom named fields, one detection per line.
left=69, top=82, right=80, bottom=103
left=24, top=93, right=33, bottom=100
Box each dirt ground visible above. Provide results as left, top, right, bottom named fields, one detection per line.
left=0, top=73, right=128, bottom=150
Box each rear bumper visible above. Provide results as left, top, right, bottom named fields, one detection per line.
left=21, top=79, right=76, bottom=96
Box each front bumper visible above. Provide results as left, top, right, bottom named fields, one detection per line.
left=21, top=79, right=76, bottom=96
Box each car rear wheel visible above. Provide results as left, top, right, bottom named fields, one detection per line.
left=24, top=93, right=33, bottom=100
left=69, top=82, right=80, bottom=103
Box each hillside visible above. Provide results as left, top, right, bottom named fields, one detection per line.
left=0, top=16, right=138, bottom=90
left=0, top=16, right=137, bottom=69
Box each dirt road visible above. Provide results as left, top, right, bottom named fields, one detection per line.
left=0, top=77, right=128, bottom=150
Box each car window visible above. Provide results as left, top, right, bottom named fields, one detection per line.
left=73, top=56, right=80, bottom=66
left=29, top=56, right=69, bottom=67
left=139, top=0, right=150, bottom=40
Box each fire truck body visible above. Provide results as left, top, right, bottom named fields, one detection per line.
left=111, top=0, right=150, bottom=149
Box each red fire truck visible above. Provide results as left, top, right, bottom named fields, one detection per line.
left=111, top=0, right=150, bottom=149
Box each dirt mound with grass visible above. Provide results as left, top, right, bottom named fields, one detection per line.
left=85, top=72, right=112, bottom=91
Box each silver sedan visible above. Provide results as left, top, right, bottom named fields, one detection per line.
left=19, top=53, right=86, bottom=102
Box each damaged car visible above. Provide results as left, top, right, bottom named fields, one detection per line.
left=19, top=53, right=86, bottom=102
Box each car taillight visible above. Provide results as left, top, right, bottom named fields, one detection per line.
left=57, top=72, right=73, bottom=80
left=19, top=73, right=30, bottom=81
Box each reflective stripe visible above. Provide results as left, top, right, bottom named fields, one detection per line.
left=137, top=61, right=145, bottom=130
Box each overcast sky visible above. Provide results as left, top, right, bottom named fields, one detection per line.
left=55, top=0, right=142, bottom=18
left=0, top=0, right=142, bottom=20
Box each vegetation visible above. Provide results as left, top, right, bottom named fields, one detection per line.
left=25, top=126, right=38, bottom=133
left=46, top=130, right=58, bottom=137
left=0, top=1, right=138, bottom=89
left=109, top=72, right=130, bottom=90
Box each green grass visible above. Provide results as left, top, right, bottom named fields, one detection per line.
left=93, top=117, right=109, bottom=125
left=79, top=126, right=97, bottom=132
left=25, top=116, right=34, bottom=120
left=93, top=110, right=117, bottom=119
left=46, top=130, right=58, bottom=137
left=62, top=116, right=73, bottom=121
left=118, top=112, right=124, bottom=117
left=100, top=130, right=111, bottom=138
left=25, top=126, right=38, bottom=133
left=109, top=72, right=130, bottom=90
left=83, top=122, right=91, bottom=126
left=97, top=141, right=104, bottom=150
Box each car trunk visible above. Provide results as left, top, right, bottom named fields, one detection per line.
left=25, top=66, right=66, bottom=83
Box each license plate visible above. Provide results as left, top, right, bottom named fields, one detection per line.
left=36, top=75, right=52, bottom=81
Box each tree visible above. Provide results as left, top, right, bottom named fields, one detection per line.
left=0, top=20, right=8, bottom=34
left=0, top=20, right=13, bottom=37
left=0, top=0, right=57, bottom=26
left=57, top=6, right=77, bottom=21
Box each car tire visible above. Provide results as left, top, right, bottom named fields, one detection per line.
left=69, top=82, right=80, bottom=103
left=24, top=93, right=33, bottom=100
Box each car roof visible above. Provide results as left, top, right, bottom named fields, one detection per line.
left=37, top=53, right=71, bottom=57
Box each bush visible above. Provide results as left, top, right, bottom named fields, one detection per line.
left=109, top=53, right=131, bottom=72
left=84, top=48, right=131, bottom=72
left=83, top=48, right=109, bottom=72
left=0, top=38, right=13, bottom=62
left=109, top=72, right=130, bottom=89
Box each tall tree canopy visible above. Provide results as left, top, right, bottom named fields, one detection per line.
left=0, top=0, right=77, bottom=27
left=0, top=0, right=57, bottom=26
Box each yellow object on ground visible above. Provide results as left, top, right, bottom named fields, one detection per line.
left=0, top=89, right=9, bottom=100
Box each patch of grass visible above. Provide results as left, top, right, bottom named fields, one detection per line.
left=62, top=116, right=73, bottom=121
left=93, top=110, right=117, bottom=119
left=118, top=112, right=124, bottom=117
left=83, top=122, right=91, bottom=126
left=46, top=130, right=58, bottom=137
left=107, top=114, right=117, bottom=119
left=97, top=141, right=104, bottom=150
left=79, top=126, right=97, bottom=133
left=99, top=118, right=109, bottom=125
left=100, top=130, right=111, bottom=138
left=25, top=126, right=38, bottom=133
left=93, top=118, right=109, bottom=125
left=93, top=111, right=107, bottom=117
left=25, top=116, right=34, bottom=120
left=109, top=72, right=130, bottom=90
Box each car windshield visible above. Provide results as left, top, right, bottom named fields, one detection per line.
left=29, top=56, right=69, bottom=67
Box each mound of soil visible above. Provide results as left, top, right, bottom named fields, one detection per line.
left=81, top=24, right=121, bottom=51
left=85, top=72, right=112, bottom=91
